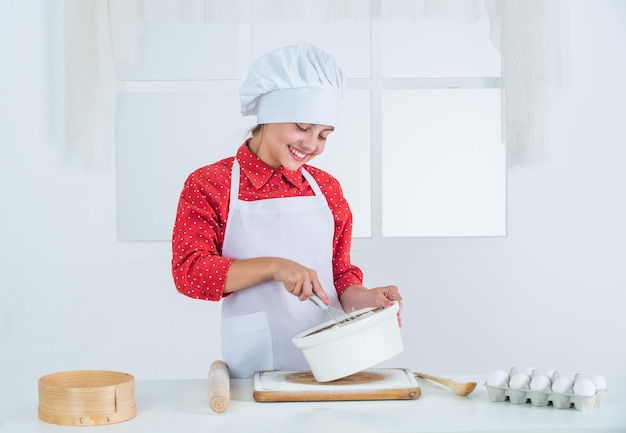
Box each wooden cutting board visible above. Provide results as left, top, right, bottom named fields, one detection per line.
left=253, top=368, right=421, bottom=402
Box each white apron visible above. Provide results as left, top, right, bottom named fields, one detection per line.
left=221, top=159, right=341, bottom=378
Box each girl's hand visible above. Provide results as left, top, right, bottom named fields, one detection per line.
left=270, top=258, right=329, bottom=303
left=340, top=284, right=403, bottom=326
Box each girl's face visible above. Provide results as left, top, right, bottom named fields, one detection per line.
left=249, top=123, right=334, bottom=171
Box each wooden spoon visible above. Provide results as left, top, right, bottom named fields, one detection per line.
left=414, top=372, right=477, bottom=396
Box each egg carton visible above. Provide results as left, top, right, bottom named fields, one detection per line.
left=484, top=368, right=607, bottom=412
left=485, top=384, right=606, bottom=412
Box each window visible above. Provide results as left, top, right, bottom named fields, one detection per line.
left=116, top=12, right=505, bottom=241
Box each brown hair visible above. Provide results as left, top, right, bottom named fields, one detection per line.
left=249, top=124, right=263, bottom=137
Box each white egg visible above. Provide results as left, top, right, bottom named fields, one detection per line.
left=509, top=372, right=531, bottom=390
left=590, top=375, right=607, bottom=391
left=529, top=374, right=551, bottom=391
left=552, top=376, right=573, bottom=394
left=486, top=369, right=509, bottom=387
left=523, top=366, right=536, bottom=377
left=573, top=377, right=596, bottom=397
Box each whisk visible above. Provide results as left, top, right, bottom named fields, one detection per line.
left=309, top=294, right=357, bottom=325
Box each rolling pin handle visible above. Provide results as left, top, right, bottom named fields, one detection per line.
left=208, top=360, right=230, bottom=413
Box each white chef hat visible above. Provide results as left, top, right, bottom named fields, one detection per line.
left=240, top=42, right=345, bottom=127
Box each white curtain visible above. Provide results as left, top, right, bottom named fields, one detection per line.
left=486, top=0, right=561, bottom=166
left=64, top=0, right=143, bottom=169
left=63, top=0, right=560, bottom=169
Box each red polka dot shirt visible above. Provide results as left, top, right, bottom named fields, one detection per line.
left=171, top=142, right=364, bottom=301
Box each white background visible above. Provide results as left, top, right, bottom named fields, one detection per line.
left=1, top=0, right=626, bottom=427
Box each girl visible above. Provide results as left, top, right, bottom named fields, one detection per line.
left=172, top=43, right=402, bottom=377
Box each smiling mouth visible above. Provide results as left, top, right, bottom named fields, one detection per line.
left=289, top=145, right=307, bottom=160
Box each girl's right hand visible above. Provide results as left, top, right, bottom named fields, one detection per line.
left=271, top=258, right=329, bottom=303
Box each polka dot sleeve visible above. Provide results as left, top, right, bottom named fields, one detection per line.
left=171, top=159, right=235, bottom=301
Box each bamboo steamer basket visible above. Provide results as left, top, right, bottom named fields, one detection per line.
left=38, top=370, right=136, bottom=426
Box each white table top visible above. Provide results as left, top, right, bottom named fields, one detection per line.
left=2, top=373, right=625, bottom=433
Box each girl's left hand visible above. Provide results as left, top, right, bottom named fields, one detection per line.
left=340, top=284, right=403, bottom=327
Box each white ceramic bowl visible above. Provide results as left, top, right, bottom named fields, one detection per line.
left=292, top=302, right=402, bottom=382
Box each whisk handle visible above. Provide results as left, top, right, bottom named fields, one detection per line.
left=309, top=294, right=329, bottom=310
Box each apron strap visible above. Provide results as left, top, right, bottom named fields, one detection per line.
left=301, top=168, right=323, bottom=197
left=229, top=159, right=242, bottom=209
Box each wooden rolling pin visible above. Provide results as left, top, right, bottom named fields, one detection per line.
left=208, top=360, right=230, bottom=413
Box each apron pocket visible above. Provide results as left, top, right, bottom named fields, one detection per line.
left=221, top=311, right=273, bottom=378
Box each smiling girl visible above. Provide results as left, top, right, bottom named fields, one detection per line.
left=171, top=43, right=402, bottom=377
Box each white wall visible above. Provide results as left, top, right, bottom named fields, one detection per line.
left=1, top=0, right=625, bottom=426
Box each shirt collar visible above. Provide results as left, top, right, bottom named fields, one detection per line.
left=236, top=141, right=307, bottom=190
